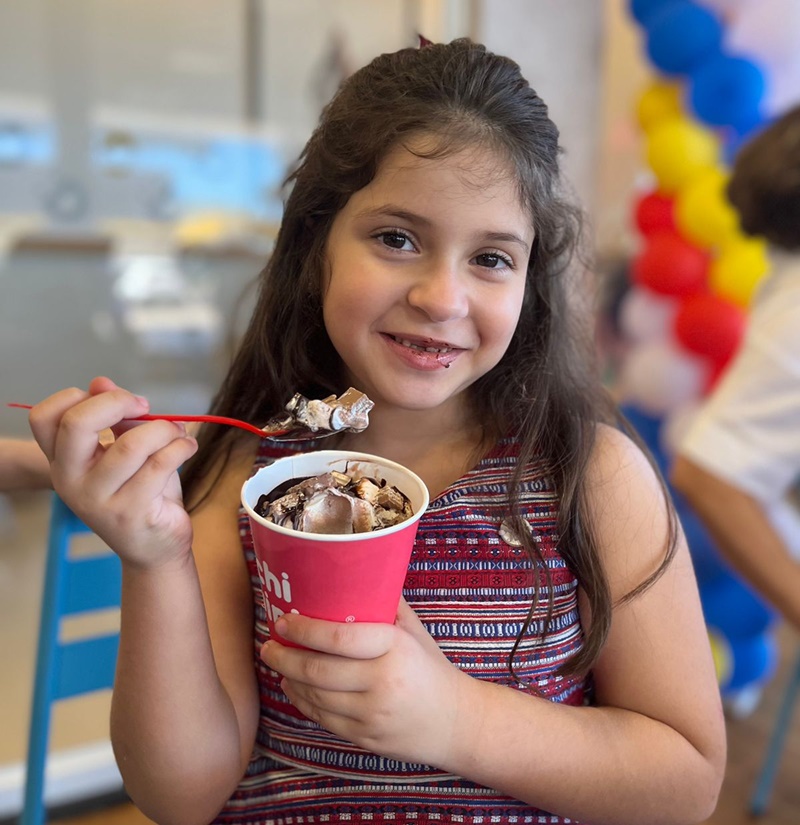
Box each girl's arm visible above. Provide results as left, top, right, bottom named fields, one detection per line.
left=28, top=379, right=260, bottom=825
left=111, top=447, right=260, bottom=825
left=0, top=438, right=52, bottom=490
left=440, top=425, right=726, bottom=823
left=265, top=425, right=726, bottom=825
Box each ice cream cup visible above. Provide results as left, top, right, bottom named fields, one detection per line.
left=241, top=450, right=429, bottom=641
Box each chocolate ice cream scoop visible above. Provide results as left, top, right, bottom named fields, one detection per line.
left=255, top=470, right=413, bottom=534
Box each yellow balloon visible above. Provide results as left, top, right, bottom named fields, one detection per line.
left=646, top=117, right=719, bottom=194
left=675, top=169, right=740, bottom=249
left=708, top=629, right=732, bottom=687
left=710, top=237, right=770, bottom=308
left=636, top=79, right=683, bottom=133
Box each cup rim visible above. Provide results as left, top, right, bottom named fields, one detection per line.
left=241, top=449, right=430, bottom=543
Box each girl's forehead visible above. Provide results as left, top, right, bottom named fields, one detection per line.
left=356, top=139, right=530, bottom=221
left=377, top=138, right=513, bottom=187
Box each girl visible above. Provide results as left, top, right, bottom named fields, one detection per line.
left=29, top=39, right=725, bottom=825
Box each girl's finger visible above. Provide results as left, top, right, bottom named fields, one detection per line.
left=88, top=375, right=121, bottom=396
left=28, top=386, right=91, bottom=460
left=272, top=613, right=395, bottom=659
left=88, top=379, right=141, bottom=439
left=81, top=419, right=191, bottom=498
left=280, top=677, right=364, bottom=728
left=262, top=642, right=371, bottom=692
left=51, top=389, right=150, bottom=480
left=111, top=433, right=198, bottom=505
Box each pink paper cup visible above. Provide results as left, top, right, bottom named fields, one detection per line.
left=241, top=450, right=429, bottom=641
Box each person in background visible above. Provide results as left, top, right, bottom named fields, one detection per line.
left=29, top=38, right=725, bottom=825
left=672, top=105, right=800, bottom=633
left=0, top=438, right=50, bottom=491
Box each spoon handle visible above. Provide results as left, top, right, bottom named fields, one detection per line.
left=135, top=413, right=273, bottom=436
left=6, top=404, right=279, bottom=438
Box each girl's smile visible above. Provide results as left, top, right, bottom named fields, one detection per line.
left=380, top=332, right=463, bottom=371
left=322, top=138, right=534, bottom=418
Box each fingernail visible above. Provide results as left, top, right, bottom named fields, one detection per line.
left=274, top=617, right=288, bottom=637
left=134, top=394, right=149, bottom=408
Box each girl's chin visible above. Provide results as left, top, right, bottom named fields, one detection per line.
left=365, top=380, right=469, bottom=414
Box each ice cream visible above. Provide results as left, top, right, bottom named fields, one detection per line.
left=254, top=469, right=413, bottom=534
left=283, top=387, right=373, bottom=434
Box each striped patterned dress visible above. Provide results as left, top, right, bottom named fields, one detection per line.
left=214, top=436, right=591, bottom=824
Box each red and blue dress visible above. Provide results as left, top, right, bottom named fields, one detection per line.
left=214, top=436, right=591, bottom=824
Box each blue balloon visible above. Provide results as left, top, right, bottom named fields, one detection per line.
left=646, top=1, right=723, bottom=76
left=629, top=0, right=676, bottom=26
left=701, top=572, right=778, bottom=639
left=723, top=631, right=779, bottom=693
left=690, top=54, right=766, bottom=130
left=617, top=403, right=669, bottom=476
left=722, top=116, right=772, bottom=164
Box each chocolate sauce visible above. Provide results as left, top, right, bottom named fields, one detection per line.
left=254, top=476, right=310, bottom=517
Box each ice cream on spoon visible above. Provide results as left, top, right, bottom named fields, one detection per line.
left=281, top=387, right=374, bottom=435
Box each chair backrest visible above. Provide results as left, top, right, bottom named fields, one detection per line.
left=20, top=494, right=121, bottom=825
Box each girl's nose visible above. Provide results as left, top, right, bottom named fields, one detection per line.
left=406, top=260, right=470, bottom=323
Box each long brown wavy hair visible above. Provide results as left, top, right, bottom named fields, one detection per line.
left=180, top=38, right=677, bottom=680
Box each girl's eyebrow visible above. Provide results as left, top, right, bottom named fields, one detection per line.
left=353, top=204, right=531, bottom=254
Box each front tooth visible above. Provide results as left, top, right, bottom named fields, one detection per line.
left=396, top=337, right=449, bottom=353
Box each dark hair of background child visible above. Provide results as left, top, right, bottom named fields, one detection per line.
left=727, top=103, right=800, bottom=251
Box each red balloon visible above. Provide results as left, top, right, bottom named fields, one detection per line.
left=631, top=231, right=710, bottom=297
left=634, top=191, right=676, bottom=236
left=704, top=358, right=730, bottom=394
left=674, top=293, right=747, bottom=367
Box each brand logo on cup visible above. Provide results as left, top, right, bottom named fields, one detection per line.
left=255, top=557, right=300, bottom=624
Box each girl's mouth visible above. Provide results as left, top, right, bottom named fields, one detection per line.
left=381, top=333, right=462, bottom=370
left=389, top=335, right=454, bottom=354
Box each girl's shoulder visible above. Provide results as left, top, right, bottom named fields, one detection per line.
left=586, top=423, right=657, bottom=488
left=584, top=424, right=673, bottom=598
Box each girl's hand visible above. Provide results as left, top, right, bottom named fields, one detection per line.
left=28, top=376, right=198, bottom=569
left=260, top=599, right=470, bottom=768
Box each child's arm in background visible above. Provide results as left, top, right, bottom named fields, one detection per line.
left=672, top=456, right=800, bottom=632
left=264, top=425, right=726, bottom=825
left=29, top=379, right=260, bottom=825
left=0, top=437, right=51, bottom=490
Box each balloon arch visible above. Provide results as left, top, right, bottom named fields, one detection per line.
left=618, top=0, right=800, bottom=704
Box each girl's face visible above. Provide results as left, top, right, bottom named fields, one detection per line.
left=322, top=139, right=533, bottom=418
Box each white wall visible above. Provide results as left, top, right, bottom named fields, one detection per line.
left=476, top=0, right=604, bottom=218
left=258, top=0, right=413, bottom=150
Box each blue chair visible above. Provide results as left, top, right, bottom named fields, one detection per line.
left=750, top=646, right=800, bottom=816
left=20, top=494, right=121, bottom=825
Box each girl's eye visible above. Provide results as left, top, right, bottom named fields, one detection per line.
left=375, top=231, right=414, bottom=251
left=474, top=252, right=513, bottom=270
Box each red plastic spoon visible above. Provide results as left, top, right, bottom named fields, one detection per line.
left=6, top=403, right=337, bottom=442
